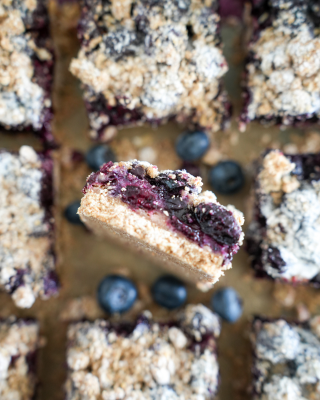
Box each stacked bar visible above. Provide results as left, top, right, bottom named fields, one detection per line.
left=78, top=160, right=244, bottom=288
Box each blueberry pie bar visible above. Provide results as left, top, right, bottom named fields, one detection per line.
left=0, top=317, right=39, bottom=399
left=0, top=0, right=54, bottom=143
left=240, top=0, right=320, bottom=130
left=0, top=146, right=59, bottom=308
left=70, top=0, right=230, bottom=140
left=65, top=304, right=220, bottom=400
left=79, top=161, right=244, bottom=287
left=252, top=316, right=320, bottom=400
left=247, top=149, right=320, bottom=283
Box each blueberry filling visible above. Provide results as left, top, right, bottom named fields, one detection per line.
left=84, top=162, right=241, bottom=262
left=43, top=270, right=60, bottom=296
left=288, top=153, right=320, bottom=182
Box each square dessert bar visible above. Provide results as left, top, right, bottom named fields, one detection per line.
left=79, top=160, right=244, bottom=289
left=65, top=304, right=221, bottom=400
left=240, top=0, right=320, bottom=130
left=0, top=146, right=59, bottom=308
left=70, top=0, right=230, bottom=140
left=0, top=317, right=39, bottom=399
left=252, top=316, right=320, bottom=400
left=0, top=0, right=54, bottom=143
left=247, top=149, right=320, bottom=283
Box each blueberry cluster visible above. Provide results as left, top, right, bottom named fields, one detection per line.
left=96, top=274, right=243, bottom=322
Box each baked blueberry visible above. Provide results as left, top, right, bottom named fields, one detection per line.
left=175, top=131, right=210, bottom=161
left=152, top=275, right=187, bottom=309
left=97, top=275, right=137, bottom=314
left=86, top=145, right=116, bottom=171
left=209, top=161, right=244, bottom=195
left=211, top=287, right=242, bottom=322
left=64, top=201, right=83, bottom=225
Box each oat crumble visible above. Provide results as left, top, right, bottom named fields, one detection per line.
left=65, top=305, right=220, bottom=400
left=0, top=317, right=39, bottom=400
left=247, top=150, right=320, bottom=283
left=0, top=0, right=53, bottom=130
left=241, top=0, right=320, bottom=128
left=70, top=0, right=230, bottom=139
left=252, top=317, right=320, bottom=400
left=0, top=146, right=58, bottom=308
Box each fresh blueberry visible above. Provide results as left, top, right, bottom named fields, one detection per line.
left=211, top=287, right=243, bottom=323
left=209, top=161, right=244, bottom=195
left=86, top=145, right=116, bottom=171
left=175, top=131, right=210, bottom=161
left=152, top=275, right=187, bottom=309
left=64, top=201, right=83, bottom=225
left=97, top=275, right=137, bottom=314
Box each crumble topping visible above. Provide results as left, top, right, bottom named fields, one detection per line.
left=70, top=0, right=229, bottom=136
left=0, top=317, right=39, bottom=400
left=65, top=305, right=220, bottom=400
left=248, top=150, right=320, bottom=282
left=252, top=318, right=320, bottom=400
left=244, top=0, right=320, bottom=125
left=0, top=0, right=51, bottom=130
left=0, top=146, right=56, bottom=308
left=258, top=150, right=300, bottom=194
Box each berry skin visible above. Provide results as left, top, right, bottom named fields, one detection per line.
left=209, top=161, right=244, bottom=195
left=175, top=131, right=210, bottom=161
left=152, top=275, right=187, bottom=309
left=86, top=145, right=116, bottom=171
left=97, top=275, right=137, bottom=314
left=64, top=201, right=83, bottom=225
left=211, top=287, right=242, bottom=323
